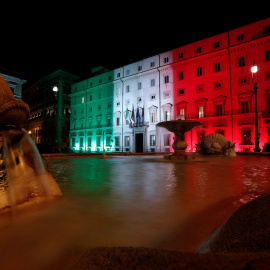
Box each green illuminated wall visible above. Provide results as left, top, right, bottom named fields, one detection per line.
left=70, top=69, right=115, bottom=152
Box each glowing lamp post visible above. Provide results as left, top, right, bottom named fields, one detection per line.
left=251, top=61, right=261, bottom=152
left=52, top=86, right=58, bottom=152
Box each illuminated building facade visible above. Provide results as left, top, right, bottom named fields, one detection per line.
left=23, top=70, right=79, bottom=150
left=70, top=17, right=270, bottom=153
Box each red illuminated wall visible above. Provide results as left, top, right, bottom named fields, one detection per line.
left=168, top=17, right=270, bottom=152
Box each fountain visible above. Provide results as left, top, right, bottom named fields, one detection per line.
left=157, top=120, right=202, bottom=160
left=0, top=75, right=61, bottom=211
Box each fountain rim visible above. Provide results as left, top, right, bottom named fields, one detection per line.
left=156, top=120, right=203, bottom=128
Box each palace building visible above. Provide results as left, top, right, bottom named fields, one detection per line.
left=69, top=17, right=270, bottom=153
left=23, top=70, right=79, bottom=151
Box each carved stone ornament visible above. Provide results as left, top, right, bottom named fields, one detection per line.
left=0, top=75, right=30, bottom=129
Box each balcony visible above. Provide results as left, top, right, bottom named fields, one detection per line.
left=184, top=110, right=230, bottom=119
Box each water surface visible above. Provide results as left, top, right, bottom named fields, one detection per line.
left=46, top=155, right=270, bottom=252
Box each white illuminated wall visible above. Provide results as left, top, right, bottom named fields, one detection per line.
left=69, top=54, right=174, bottom=153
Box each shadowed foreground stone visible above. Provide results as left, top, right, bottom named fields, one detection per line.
left=200, top=192, right=270, bottom=253
left=66, top=193, right=270, bottom=269
left=66, top=247, right=270, bottom=270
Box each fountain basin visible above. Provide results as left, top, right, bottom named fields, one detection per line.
left=157, top=120, right=202, bottom=160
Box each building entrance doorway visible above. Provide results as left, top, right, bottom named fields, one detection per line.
left=135, top=133, right=143, bottom=152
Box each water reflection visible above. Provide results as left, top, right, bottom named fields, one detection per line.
left=45, top=155, right=270, bottom=254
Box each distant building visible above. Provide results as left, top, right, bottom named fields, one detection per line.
left=0, top=67, right=26, bottom=100
left=23, top=70, right=79, bottom=151
left=69, top=17, right=270, bottom=153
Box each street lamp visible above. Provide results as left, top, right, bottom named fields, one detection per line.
left=251, top=61, right=261, bottom=152
left=52, top=86, right=58, bottom=152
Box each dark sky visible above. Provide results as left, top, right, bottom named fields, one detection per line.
left=1, top=4, right=269, bottom=88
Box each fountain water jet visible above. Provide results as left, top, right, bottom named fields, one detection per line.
left=0, top=75, right=61, bottom=211
left=157, top=120, right=202, bottom=160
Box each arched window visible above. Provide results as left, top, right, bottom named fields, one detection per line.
left=237, top=92, right=252, bottom=114
left=194, top=98, right=208, bottom=118
left=212, top=95, right=227, bottom=116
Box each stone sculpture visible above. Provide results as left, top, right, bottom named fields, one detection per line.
left=195, top=133, right=236, bottom=157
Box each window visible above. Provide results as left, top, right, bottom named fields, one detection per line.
left=179, top=89, right=184, bottom=95
left=138, top=65, right=142, bottom=71
left=179, top=108, right=185, bottom=118
left=164, top=75, right=169, bottom=83
left=99, top=79, right=102, bottom=84
left=163, top=91, right=170, bottom=98
left=239, top=76, right=249, bottom=85
left=198, top=106, right=204, bottom=118
left=150, top=94, right=156, bottom=100
left=215, top=63, right=221, bottom=72
left=214, top=82, right=222, bottom=89
left=241, top=100, right=249, bottom=113
left=97, top=118, right=101, bottom=128
left=265, top=50, right=270, bottom=61
left=213, top=95, right=227, bottom=117
left=71, top=138, right=75, bottom=147
left=82, top=97, right=85, bottom=103
left=238, top=57, right=245, bottom=67
left=165, top=110, right=170, bottom=121
left=126, top=69, right=130, bottom=75
left=89, top=95, right=92, bottom=101
left=237, top=33, right=244, bottom=42
left=115, top=136, right=120, bottom=147
left=150, top=61, right=155, bottom=67
left=150, top=135, right=156, bottom=146
left=150, top=112, right=156, bottom=123
left=216, top=104, right=223, bottom=116
left=263, top=25, right=270, bottom=35
left=97, top=137, right=101, bottom=147
left=164, top=57, right=169, bottom=63
left=80, top=137, right=83, bottom=147
left=197, top=67, right=202, bottom=76
left=116, top=88, right=120, bottom=95
left=178, top=52, right=183, bottom=59
left=241, top=129, right=251, bottom=144
left=151, top=79, right=155, bottom=87
left=214, top=41, right=220, bottom=48
left=116, top=117, right=120, bottom=126
left=238, top=92, right=252, bottom=114
left=88, top=137, right=92, bottom=147
left=179, top=72, right=184, bottom=80
left=125, top=136, right=130, bottom=146
left=196, top=85, right=204, bottom=93
left=265, top=71, right=270, bottom=81
left=164, top=134, right=170, bottom=146
left=126, top=85, right=130, bottom=92
left=138, top=82, right=142, bottom=90
left=106, top=136, right=111, bottom=146
left=98, top=105, right=101, bottom=110
left=196, top=47, right=202, bottom=54
left=117, top=73, right=121, bottom=78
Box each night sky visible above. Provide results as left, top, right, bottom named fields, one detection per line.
left=1, top=4, right=269, bottom=88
